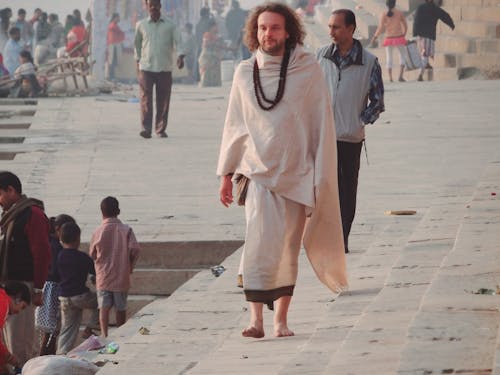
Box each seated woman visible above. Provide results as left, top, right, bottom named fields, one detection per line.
left=11, top=50, right=43, bottom=97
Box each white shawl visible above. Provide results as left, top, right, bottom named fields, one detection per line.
left=217, top=47, right=348, bottom=293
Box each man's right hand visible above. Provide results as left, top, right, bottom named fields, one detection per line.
left=220, top=175, right=234, bottom=207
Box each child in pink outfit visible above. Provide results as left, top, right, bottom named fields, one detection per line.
left=370, top=0, right=408, bottom=82
left=89, top=196, right=140, bottom=337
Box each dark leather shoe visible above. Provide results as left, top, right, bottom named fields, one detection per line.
left=158, top=132, right=168, bottom=138
left=140, top=130, right=151, bottom=139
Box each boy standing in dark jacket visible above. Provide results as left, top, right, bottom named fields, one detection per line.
left=56, top=222, right=99, bottom=354
left=413, top=0, right=455, bottom=81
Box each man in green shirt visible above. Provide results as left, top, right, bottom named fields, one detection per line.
left=134, top=0, right=184, bottom=139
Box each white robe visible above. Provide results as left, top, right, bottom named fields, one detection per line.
left=217, top=47, right=348, bottom=295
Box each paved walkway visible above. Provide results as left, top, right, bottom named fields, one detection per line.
left=1, top=79, right=499, bottom=374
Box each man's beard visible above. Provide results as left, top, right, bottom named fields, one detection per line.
left=261, top=38, right=286, bottom=55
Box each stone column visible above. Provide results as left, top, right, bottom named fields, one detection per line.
left=90, top=0, right=108, bottom=82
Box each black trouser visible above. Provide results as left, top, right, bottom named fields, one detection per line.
left=337, top=140, right=363, bottom=252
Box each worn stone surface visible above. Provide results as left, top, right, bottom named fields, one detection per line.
left=2, top=80, right=500, bottom=374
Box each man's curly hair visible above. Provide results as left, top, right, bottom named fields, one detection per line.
left=243, top=2, right=306, bottom=52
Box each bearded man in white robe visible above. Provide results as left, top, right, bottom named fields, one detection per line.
left=217, top=2, right=347, bottom=339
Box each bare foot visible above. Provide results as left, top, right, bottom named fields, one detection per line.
left=242, top=326, right=265, bottom=338
left=274, top=322, right=294, bottom=337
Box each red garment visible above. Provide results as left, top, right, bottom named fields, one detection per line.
left=107, top=21, right=125, bottom=45
left=0, top=289, right=10, bottom=365
left=70, top=24, right=86, bottom=43
left=25, top=206, right=51, bottom=289
left=66, top=24, right=88, bottom=56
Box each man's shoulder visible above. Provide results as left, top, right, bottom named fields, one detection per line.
left=362, top=46, right=377, bottom=61
left=316, top=44, right=332, bottom=57
left=234, top=57, right=254, bottom=77
left=316, top=44, right=334, bottom=62
left=136, top=18, right=149, bottom=28
left=26, top=205, right=48, bottom=225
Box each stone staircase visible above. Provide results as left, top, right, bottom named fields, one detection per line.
left=96, top=80, right=500, bottom=374
left=308, top=0, right=500, bottom=81
left=81, top=241, right=243, bottom=326
left=99, top=159, right=500, bottom=375
left=0, top=99, right=37, bottom=161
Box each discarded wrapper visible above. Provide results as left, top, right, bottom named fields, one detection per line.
left=99, top=342, right=119, bottom=354
left=211, top=265, right=226, bottom=277
left=139, top=326, right=150, bottom=335
left=384, top=210, right=417, bottom=216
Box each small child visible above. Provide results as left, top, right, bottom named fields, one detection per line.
left=56, top=222, right=99, bottom=355
left=35, top=214, right=76, bottom=355
left=89, top=197, right=140, bottom=337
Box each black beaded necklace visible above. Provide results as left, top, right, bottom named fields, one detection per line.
left=253, top=48, right=291, bottom=111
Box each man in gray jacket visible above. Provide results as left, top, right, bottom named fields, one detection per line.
left=317, top=9, right=385, bottom=253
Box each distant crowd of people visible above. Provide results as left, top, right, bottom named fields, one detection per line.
left=0, top=7, right=89, bottom=98
left=0, top=171, right=140, bottom=373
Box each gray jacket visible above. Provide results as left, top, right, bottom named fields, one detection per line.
left=316, top=42, right=377, bottom=143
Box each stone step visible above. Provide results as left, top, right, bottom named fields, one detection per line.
left=398, top=162, right=500, bottom=374
left=0, top=98, right=37, bottom=106
left=434, top=52, right=500, bottom=69
left=443, top=0, right=499, bottom=6
left=436, top=35, right=477, bottom=53
left=97, top=246, right=248, bottom=374
left=444, top=5, right=500, bottom=23
left=434, top=35, right=500, bottom=55
left=277, top=216, right=421, bottom=374
left=135, top=241, right=243, bottom=268
left=129, top=268, right=202, bottom=295
left=321, top=201, right=465, bottom=373
left=82, top=294, right=161, bottom=325
left=475, top=38, right=500, bottom=53
left=0, top=122, right=31, bottom=130
left=438, top=20, right=500, bottom=39
left=79, top=240, right=243, bottom=269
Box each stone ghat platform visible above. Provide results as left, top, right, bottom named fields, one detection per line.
left=1, top=79, right=499, bottom=374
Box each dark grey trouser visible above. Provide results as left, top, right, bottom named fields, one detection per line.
left=337, top=140, right=363, bottom=252
left=57, top=291, right=99, bottom=354
left=139, top=70, right=172, bottom=135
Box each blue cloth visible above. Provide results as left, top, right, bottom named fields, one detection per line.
left=57, top=248, right=95, bottom=297
left=3, top=39, right=23, bottom=76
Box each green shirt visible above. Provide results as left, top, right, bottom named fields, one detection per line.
left=134, top=16, right=180, bottom=72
